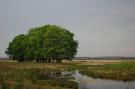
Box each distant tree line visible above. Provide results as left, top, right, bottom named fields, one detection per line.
left=5, top=25, right=78, bottom=63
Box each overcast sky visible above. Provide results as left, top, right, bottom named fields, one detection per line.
left=0, top=0, right=135, bottom=57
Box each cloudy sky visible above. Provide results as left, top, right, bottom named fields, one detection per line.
left=0, top=0, right=135, bottom=57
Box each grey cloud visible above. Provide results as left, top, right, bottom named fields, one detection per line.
left=0, top=0, right=135, bottom=57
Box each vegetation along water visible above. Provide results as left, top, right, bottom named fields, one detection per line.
left=0, top=60, right=135, bottom=89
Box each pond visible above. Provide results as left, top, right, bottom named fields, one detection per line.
left=38, top=70, right=135, bottom=89
left=74, top=70, right=135, bottom=89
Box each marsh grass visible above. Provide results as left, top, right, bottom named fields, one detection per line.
left=103, top=62, right=135, bottom=71
left=0, top=60, right=135, bottom=88
left=0, top=66, right=78, bottom=89
left=79, top=62, right=135, bottom=81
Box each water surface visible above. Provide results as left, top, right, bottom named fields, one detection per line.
left=73, top=71, right=135, bottom=89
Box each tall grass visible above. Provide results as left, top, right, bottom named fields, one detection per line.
left=103, top=62, right=135, bottom=71
left=79, top=62, right=135, bottom=81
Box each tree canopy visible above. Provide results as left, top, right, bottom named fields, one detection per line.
left=5, top=25, right=78, bottom=63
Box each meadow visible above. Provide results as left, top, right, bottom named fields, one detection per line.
left=0, top=59, right=135, bottom=89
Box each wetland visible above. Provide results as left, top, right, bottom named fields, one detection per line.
left=0, top=60, right=135, bottom=89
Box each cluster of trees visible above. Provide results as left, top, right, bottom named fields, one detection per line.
left=5, top=25, right=78, bottom=63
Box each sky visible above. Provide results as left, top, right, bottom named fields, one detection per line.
left=0, top=0, right=135, bottom=57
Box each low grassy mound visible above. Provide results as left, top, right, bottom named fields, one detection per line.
left=80, top=62, right=135, bottom=81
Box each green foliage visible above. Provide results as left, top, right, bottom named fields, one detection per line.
left=5, top=25, right=78, bottom=63
left=44, top=25, right=78, bottom=63
left=5, top=34, right=26, bottom=62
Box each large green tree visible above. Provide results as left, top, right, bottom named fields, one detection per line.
left=44, top=25, right=78, bottom=63
left=5, top=34, right=26, bottom=62
left=5, top=25, right=78, bottom=63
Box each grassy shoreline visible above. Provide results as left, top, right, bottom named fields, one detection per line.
left=0, top=60, right=135, bottom=88
left=79, top=62, right=135, bottom=81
